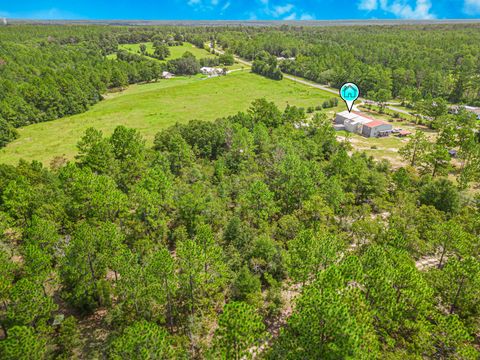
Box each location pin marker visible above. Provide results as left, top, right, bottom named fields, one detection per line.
left=340, top=82, right=360, bottom=113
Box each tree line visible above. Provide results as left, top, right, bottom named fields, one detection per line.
left=216, top=24, right=480, bottom=106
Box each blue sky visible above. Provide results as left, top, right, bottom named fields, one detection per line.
left=0, top=0, right=479, bottom=20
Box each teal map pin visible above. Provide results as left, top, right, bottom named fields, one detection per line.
left=340, top=82, right=359, bottom=113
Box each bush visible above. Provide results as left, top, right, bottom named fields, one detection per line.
left=0, top=118, right=18, bottom=148
left=322, top=98, right=338, bottom=109
left=167, top=55, right=200, bottom=75
left=232, top=266, right=262, bottom=306
left=219, top=52, right=235, bottom=66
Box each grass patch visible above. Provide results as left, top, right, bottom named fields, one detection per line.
left=0, top=71, right=334, bottom=165
left=119, top=42, right=215, bottom=62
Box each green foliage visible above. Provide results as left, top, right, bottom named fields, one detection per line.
left=167, top=53, right=200, bottom=75
left=419, top=178, right=460, bottom=214
left=212, top=301, right=266, bottom=359
left=231, top=266, right=262, bottom=306
left=239, top=180, right=278, bottom=228
left=287, top=229, right=344, bottom=285
left=61, top=222, right=123, bottom=312
left=0, top=325, right=47, bottom=360
left=269, top=264, right=379, bottom=359
left=56, top=316, right=81, bottom=359
left=108, top=320, right=179, bottom=359
left=6, top=277, right=57, bottom=328
left=252, top=52, right=283, bottom=80
left=431, top=257, right=480, bottom=323
left=0, top=119, right=18, bottom=149
left=152, top=44, right=171, bottom=60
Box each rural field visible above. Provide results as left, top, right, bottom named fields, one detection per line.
left=118, top=41, right=216, bottom=61
left=0, top=70, right=337, bottom=165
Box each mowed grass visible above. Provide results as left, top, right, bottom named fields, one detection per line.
left=0, top=71, right=335, bottom=165
left=119, top=42, right=215, bottom=61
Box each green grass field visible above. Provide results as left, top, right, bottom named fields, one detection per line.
left=119, top=42, right=215, bottom=61
left=0, top=71, right=337, bottom=165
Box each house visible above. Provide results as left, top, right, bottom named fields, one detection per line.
left=335, top=111, right=359, bottom=125
left=449, top=105, right=480, bottom=120
left=344, top=117, right=372, bottom=135
left=200, top=67, right=226, bottom=76
left=200, top=67, right=215, bottom=75
left=362, top=120, right=393, bottom=138
left=162, top=71, right=174, bottom=79
left=335, top=111, right=373, bottom=135
left=464, top=106, right=480, bottom=120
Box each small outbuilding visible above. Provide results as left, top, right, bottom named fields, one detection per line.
left=396, top=130, right=412, bottom=137
left=465, top=106, right=480, bottom=120
left=361, top=120, right=393, bottom=138
left=200, top=67, right=226, bottom=76
left=162, top=71, right=174, bottom=79
left=448, top=149, right=458, bottom=158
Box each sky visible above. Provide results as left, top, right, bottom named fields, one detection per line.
left=0, top=0, right=479, bottom=21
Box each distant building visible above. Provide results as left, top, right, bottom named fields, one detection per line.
left=464, top=106, right=480, bottom=120
left=448, top=149, right=458, bottom=158
left=449, top=105, right=480, bottom=120
left=362, top=120, right=393, bottom=138
left=334, top=111, right=356, bottom=125
left=162, top=71, right=174, bottom=79
left=335, top=111, right=391, bottom=137
left=200, top=67, right=225, bottom=76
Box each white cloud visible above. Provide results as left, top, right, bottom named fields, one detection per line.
left=358, top=0, right=378, bottom=11
left=300, top=13, right=314, bottom=20
left=284, top=12, right=297, bottom=20
left=388, top=0, right=435, bottom=19
left=251, top=1, right=312, bottom=21
left=221, top=1, right=231, bottom=11
left=273, top=3, right=294, bottom=16
left=358, top=0, right=435, bottom=19
left=464, top=0, right=480, bottom=14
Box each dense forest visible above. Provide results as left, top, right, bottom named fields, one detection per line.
left=0, top=97, right=479, bottom=358
left=216, top=25, right=480, bottom=105
left=1, top=24, right=480, bottom=359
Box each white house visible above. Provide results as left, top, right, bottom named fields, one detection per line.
left=335, top=111, right=372, bottom=135
left=465, top=106, right=480, bottom=120
left=162, top=71, right=174, bottom=79
left=344, top=117, right=373, bottom=135
left=200, top=67, right=225, bottom=76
